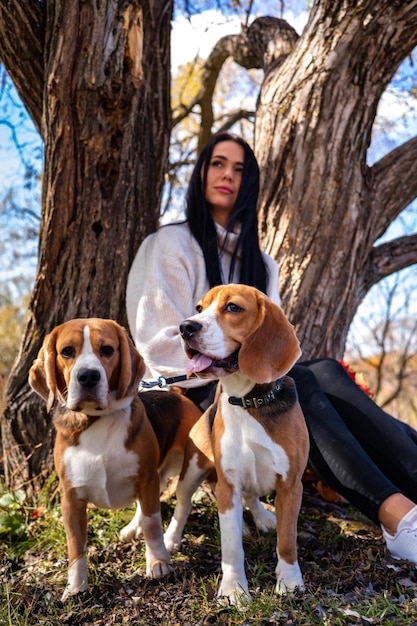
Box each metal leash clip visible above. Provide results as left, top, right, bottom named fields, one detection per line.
left=140, top=376, right=167, bottom=389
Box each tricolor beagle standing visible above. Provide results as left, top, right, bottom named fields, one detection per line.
left=29, top=318, right=200, bottom=601
left=164, top=284, right=309, bottom=604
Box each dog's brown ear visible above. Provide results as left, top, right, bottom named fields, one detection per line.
left=238, top=294, right=301, bottom=383
left=116, top=323, right=146, bottom=399
left=28, top=331, right=59, bottom=412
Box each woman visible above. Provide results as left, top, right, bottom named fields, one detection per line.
left=126, top=132, right=417, bottom=564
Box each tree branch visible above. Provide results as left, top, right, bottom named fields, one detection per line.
left=364, top=234, right=417, bottom=292
left=0, top=0, right=45, bottom=134
left=172, top=33, right=236, bottom=149
left=216, top=109, right=256, bottom=133
left=172, top=16, right=298, bottom=149
left=370, top=136, right=417, bottom=239
left=234, top=16, right=298, bottom=74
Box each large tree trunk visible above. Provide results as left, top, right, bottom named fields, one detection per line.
left=255, top=0, right=417, bottom=359
left=169, top=1, right=417, bottom=359
left=1, top=0, right=172, bottom=493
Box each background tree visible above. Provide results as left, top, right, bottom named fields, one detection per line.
left=168, top=2, right=417, bottom=357
left=346, top=270, right=417, bottom=427
left=254, top=3, right=417, bottom=358
left=1, top=0, right=417, bottom=492
left=0, top=0, right=172, bottom=491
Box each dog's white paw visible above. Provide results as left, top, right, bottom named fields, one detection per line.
left=120, top=501, right=143, bottom=543
left=218, top=587, right=252, bottom=606
left=164, top=531, right=181, bottom=554
left=275, top=560, right=304, bottom=595
left=245, top=497, right=276, bottom=532
left=61, top=579, right=89, bottom=602
left=218, top=577, right=251, bottom=605
left=146, top=558, right=174, bottom=579
left=62, top=556, right=89, bottom=601
left=119, top=522, right=142, bottom=543
left=252, top=507, right=276, bottom=533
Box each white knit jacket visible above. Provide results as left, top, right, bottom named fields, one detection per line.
left=126, top=221, right=280, bottom=388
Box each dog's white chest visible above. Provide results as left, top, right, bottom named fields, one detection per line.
left=63, top=409, right=138, bottom=509
left=220, top=399, right=290, bottom=495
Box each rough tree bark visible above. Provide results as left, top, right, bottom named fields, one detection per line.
left=254, top=1, right=417, bottom=358
left=0, top=0, right=172, bottom=492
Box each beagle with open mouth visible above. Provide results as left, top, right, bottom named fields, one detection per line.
left=164, top=284, right=309, bottom=604
left=29, top=317, right=200, bottom=601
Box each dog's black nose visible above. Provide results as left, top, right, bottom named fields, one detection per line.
left=77, top=368, right=101, bottom=388
left=180, top=320, right=202, bottom=340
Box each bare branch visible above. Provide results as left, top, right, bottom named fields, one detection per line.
left=0, top=0, right=45, bottom=134
left=172, top=16, right=298, bottom=149
left=215, top=110, right=255, bottom=133
left=233, top=16, right=298, bottom=74
left=364, top=234, right=417, bottom=293
left=370, top=136, right=417, bottom=239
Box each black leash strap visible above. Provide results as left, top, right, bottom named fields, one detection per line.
left=140, top=374, right=191, bottom=390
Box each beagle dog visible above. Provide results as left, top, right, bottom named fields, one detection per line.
left=164, top=285, right=309, bottom=604
left=29, top=318, right=200, bottom=601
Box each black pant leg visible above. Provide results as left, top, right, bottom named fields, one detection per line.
left=289, top=363, right=399, bottom=523
left=301, top=358, right=417, bottom=502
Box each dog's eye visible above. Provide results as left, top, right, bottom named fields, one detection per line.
left=195, top=305, right=203, bottom=313
left=100, top=345, right=114, bottom=358
left=225, top=302, right=243, bottom=313
left=61, top=346, right=75, bottom=359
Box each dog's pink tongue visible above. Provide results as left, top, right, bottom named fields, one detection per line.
left=187, top=353, right=213, bottom=373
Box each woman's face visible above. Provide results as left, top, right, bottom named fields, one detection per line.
left=204, top=140, right=244, bottom=227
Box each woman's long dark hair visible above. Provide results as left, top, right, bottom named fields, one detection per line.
left=185, top=132, right=269, bottom=294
